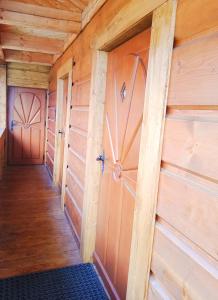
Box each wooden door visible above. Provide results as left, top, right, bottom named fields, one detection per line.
left=8, top=87, right=46, bottom=165
left=95, top=29, right=150, bottom=299
left=58, top=77, right=68, bottom=189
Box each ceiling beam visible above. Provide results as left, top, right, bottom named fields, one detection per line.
left=68, top=0, right=86, bottom=11
left=1, top=32, right=64, bottom=54
left=4, top=49, right=53, bottom=66
left=0, top=1, right=81, bottom=21
left=82, top=0, right=107, bottom=28
left=0, top=9, right=81, bottom=34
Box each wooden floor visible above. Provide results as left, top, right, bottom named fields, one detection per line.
left=0, top=165, right=82, bottom=279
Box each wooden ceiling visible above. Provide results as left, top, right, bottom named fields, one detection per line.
left=0, top=0, right=106, bottom=66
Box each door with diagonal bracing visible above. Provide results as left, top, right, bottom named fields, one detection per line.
left=8, top=87, right=46, bottom=165
left=95, top=29, right=151, bottom=299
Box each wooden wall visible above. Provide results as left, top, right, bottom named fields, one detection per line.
left=45, top=81, right=57, bottom=177
left=7, top=62, right=50, bottom=89
left=49, top=0, right=133, bottom=242
left=148, top=0, right=218, bottom=298
left=49, top=0, right=218, bottom=298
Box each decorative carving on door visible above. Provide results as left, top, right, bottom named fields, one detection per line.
left=13, top=93, right=41, bottom=129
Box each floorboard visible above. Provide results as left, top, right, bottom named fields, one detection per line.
left=0, top=165, right=82, bottom=279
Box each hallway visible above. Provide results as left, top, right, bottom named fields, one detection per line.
left=0, top=166, right=81, bottom=279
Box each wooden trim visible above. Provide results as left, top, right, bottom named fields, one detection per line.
left=0, top=128, right=6, bottom=180
left=94, top=0, right=167, bottom=50
left=53, top=58, right=73, bottom=211
left=82, top=0, right=107, bottom=29
left=126, top=1, right=177, bottom=299
left=81, top=50, right=108, bottom=262
left=44, top=91, right=49, bottom=165
left=0, top=65, right=6, bottom=129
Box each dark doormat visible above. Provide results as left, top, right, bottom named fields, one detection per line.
left=0, top=263, right=109, bottom=300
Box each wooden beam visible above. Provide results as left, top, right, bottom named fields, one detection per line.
left=81, top=50, right=108, bottom=262
left=95, top=0, right=167, bottom=50
left=126, top=1, right=177, bottom=299
left=7, top=62, right=50, bottom=89
left=0, top=10, right=81, bottom=34
left=0, top=0, right=81, bottom=21
left=82, top=0, right=107, bottom=28
left=68, top=0, right=86, bottom=11
left=4, top=50, right=53, bottom=66
left=1, top=32, right=64, bottom=54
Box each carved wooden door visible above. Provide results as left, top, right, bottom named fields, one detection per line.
left=95, top=29, right=150, bottom=299
left=8, top=87, right=46, bottom=165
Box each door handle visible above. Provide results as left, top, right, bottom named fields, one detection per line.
left=11, top=120, right=15, bottom=131
left=58, top=130, right=64, bottom=134
left=96, top=152, right=105, bottom=174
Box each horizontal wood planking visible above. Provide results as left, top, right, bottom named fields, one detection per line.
left=1, top=32, right=64, bottom=55
left=158, top=166, right=218, bottom=260
left=66, top=169, right=84, bottom=211
left=7, top=62, right=50, bottom=89
left=68, top=148, right=86, bottom=187
left=64, top=76, right=90, bottom=241
left=68, top=130, right=87, bottom=160
left=162, top=116, right=218, bottom=181
left=175, top=0, right=218, bottom=44
left=150, top=23, right=218, bottom=299
left=0, top=10, right=81, bottom=34
left=168, top=31, right=218, bottom=106
left=5, top=50, right=53, bottom=66
left=151, top=222, right=218, bottom=300
left=70, top=108, right=89, bottom=132
left=72, top=78, right=91, bottom=106
left=65, top=190, right=82, bottom=239
left=0, top=0, right=81, bottom=21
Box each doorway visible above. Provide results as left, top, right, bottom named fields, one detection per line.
left=94, top=29, right=150, bottom=299
left=57, top=77, right=68, bottom=190
left=7, top=87, right=46, bottom=165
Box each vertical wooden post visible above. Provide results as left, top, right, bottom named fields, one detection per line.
left=81, top=50, right=108, bottom=262
left=61, top=69, right=73, bottom=210
left=0, top=65, right=7, bottom=129
left=126, top=1, right=177, bottom=299
left=53, top=78, right=64, bottom=184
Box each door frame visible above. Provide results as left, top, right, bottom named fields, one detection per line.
left=53, top=58, right=73, bottom=209
left=80, top=0, right=177, bottom=299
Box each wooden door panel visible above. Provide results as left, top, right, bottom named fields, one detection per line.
left=8, top=87, right=46, bottom=165
left=95, top=29, right=150, bottom=299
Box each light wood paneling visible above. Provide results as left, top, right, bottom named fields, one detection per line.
left=149, top=9, right=218, bottom=300
left=168, top=31, right=218, bottom=106
left=5, top=50, right=53, bottom=66
left=7, top=62, right=50, bottom=89
left=2, top=32, right=64, bottom=55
